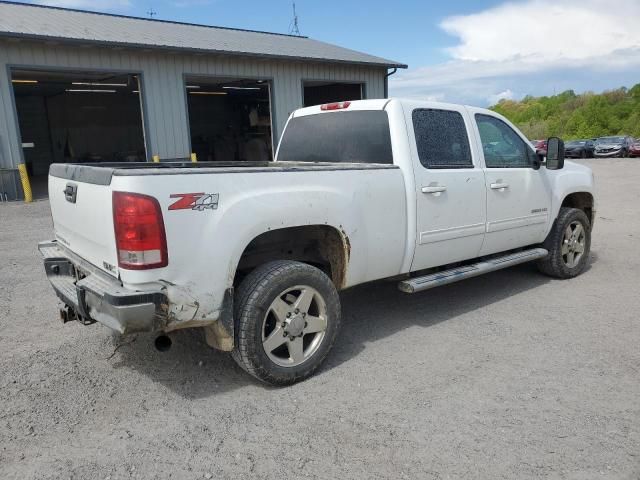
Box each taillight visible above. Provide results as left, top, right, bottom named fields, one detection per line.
left=320, top=101, right=351, bottom=111
left=113, top=192, right=168, bottom=270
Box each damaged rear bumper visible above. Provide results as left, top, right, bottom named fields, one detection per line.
left=39, top=240, right=235, bottom=350
left=39, top=240, right=167, bottom=334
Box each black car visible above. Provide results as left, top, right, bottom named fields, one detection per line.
left=564, top=139, right=595, bottom=158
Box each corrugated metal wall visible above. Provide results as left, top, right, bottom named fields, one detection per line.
left=0, top=38, right=387, bottom=177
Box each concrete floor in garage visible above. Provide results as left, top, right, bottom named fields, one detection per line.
left=0, top=159, right=638, bottom=479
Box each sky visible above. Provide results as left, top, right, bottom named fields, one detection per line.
left=12, top=0, right=640, bottom=106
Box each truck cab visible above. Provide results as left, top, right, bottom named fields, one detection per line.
left=278, top=99, right=594, bottom=272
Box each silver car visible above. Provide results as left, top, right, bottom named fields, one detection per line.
left=594, top=136, right=634, bottom=158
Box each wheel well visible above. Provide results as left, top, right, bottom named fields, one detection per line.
left=561, top=192, right=594, bottom=225
left=235, top=225, right=350, bottom=289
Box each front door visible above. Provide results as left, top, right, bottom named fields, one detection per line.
left=410, top=107, right=487, bottom=271
left=472, top=112, right=552, bottom=256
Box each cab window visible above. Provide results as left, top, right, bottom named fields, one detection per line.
left=475, top=114, right=535, bottom=168
left=412, top=109, right=473, bottom=169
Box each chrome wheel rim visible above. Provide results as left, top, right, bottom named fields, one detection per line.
left=261, top=285, right=328, bottom=367
left=562, top=221, right=586, bottom=268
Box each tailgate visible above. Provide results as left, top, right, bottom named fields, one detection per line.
left=49, top=169, right=119, bottom=277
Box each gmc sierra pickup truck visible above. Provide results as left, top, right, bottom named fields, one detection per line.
left=40, top=99, right=595, bottom=385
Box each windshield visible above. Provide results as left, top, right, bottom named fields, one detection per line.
left=598, top=136, right=625, bottom=143
left=567, top=141, right=586, bottom=146
left=277, top=110, right=393, bottom=164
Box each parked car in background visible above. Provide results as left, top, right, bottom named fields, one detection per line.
left=594, top=136, right=634, bottom=157
left=629, top=139, right=640, bottom=158
left=565, top=139, right=595, bottom=158
left=531, top=139, right=548, bottom=156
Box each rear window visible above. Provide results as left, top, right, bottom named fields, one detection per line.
left=277, top=111, right=393, bottom=164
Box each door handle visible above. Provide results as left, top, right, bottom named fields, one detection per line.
left=421, top=185, right=447, bottom=194
left=490, top=182, right=509, bottom=190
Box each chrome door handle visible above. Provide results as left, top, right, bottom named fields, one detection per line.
left=421, top=185, right=447, bottom=194
left=490, top=183, right=509, bottom=190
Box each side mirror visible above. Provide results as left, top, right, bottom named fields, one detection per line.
left=546, top=137, right=565, bottom=170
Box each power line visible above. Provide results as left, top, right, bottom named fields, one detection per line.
left=289, top=2, right=301, bottom=36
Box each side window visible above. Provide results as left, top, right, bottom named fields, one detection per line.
left=412, top=109, right=473, bottom=169
left=475, top=114, right=534, bottom=168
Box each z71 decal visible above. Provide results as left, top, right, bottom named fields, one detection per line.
left=169, top=193, right=219, bottom=211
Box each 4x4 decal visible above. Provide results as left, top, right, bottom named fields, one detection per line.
left=169, top=193, right=219, bottom=211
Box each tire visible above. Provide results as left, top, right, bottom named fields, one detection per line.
left=231, top=260, right=341, bottom=386
left=537, top=207, right=591, bottom=279
left=580, top=149, right=587, bottom=159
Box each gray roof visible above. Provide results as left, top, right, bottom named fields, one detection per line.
left=0, top=1, right=406, bottom=68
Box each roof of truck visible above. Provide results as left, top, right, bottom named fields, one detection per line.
left=292, top=99, right=494, bottom=117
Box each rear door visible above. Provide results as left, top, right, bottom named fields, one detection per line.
left=408, top=106, right=487, bottom=271
left=471, top=111, right=551, bottom=256
left=49, top=169, right=119, bottom=277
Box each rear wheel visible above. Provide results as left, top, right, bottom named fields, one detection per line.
left=537, top=207, right=591, bottom=278
left=232, top=260, right=341, bottom=386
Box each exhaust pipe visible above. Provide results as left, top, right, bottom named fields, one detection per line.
left=154, top=335, right=172, bottom=352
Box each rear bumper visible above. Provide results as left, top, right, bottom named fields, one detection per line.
left=39, top=240, right=167, bottom=334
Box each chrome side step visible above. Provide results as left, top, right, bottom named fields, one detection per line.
left=398, top=248, right=548, bottom=294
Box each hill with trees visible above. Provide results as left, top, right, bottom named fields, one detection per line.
left=490, top=84, right=640, bottom=140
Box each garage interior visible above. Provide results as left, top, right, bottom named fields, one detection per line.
left=185, top=76, right=273, bottom=162
left=10, top=69, right=147, bottom=198
left=302, top=81, right=364, bottom=107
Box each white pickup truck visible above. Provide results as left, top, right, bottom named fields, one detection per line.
left=40, top=99, right=595, bottom=385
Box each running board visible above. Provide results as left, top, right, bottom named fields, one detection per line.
left=398, top=248, right=548, bottom=294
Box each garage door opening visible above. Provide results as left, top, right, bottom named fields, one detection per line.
left=303, top=81, right=364, bottom=107
left=10, top=69, right=147, bottom=199
left=185, top=76, right=273, bottom=162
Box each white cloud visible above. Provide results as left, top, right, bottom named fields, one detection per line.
left=390, top=0, right=640, bottom=105
left=33, top=0, right=131, bottom=10
left=487, top=89, right=514, bottom=105
left=442, top=0, right=640, bottom=64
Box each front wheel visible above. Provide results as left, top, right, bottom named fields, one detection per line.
left=537, top=207, right=591, bottom=278
left=232, top=261, right=341, bottom=385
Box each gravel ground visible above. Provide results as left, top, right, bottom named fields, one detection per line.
left=1, top=159, right=639, bottom=479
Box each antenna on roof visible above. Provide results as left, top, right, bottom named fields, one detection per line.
left=289, top=2, right=301, bottom=36
left=147, top=7, right=157, bottom=19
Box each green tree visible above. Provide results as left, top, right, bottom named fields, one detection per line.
left=490, top=84, right=640, bottom=140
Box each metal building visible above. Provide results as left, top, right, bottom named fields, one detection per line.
left=0, top=1, right=405, bottom=200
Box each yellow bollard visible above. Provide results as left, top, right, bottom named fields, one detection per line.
left=17, top=163, right=33, bottom=203
left=152, top=155, right=160, bottom=163
left=190, top=153, right=197, bottom=163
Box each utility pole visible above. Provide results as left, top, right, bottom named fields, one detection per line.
left=289, top=2, right=301, bottom=36
left=147, top=7, right=157, bottom=19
